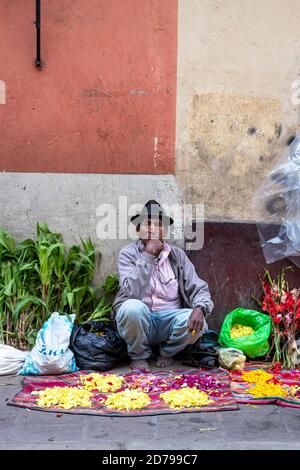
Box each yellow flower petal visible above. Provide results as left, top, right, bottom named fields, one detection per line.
left=230, top=324, right=255, bottom=338
left=242, top=369, right=273, bottom=384
left=32, top=386, right=93, bottom=409
left=248, top=382, right=288, bottom=398
left=160, top=388, right=214, bottom=409
left=80, top=373, right=123, bottom=392
left=105, top=389, right=151, bottom=410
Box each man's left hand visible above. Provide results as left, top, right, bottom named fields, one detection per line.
left=188, top=307, right=205, bottom=333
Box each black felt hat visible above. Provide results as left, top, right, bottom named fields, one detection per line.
left=130, top=200, right=174, bottom=226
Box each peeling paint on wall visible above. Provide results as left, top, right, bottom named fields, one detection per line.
left=154, top=136, right=159, bottom=168
left=0, top=80, right=5, bottom=104
left=176, top=93, right=297, bottom=220
left=190, top=93, right=282, bottom=177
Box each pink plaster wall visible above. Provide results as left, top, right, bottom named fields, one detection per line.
left=0, top=0, right=178, bottom=174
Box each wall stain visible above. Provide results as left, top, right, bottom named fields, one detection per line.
left=176, top=93, right=287, bottom=219
left=286, top=135, right=296, bottom=145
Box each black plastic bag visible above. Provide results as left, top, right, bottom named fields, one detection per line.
left=181, top=329, right=220, bottom=369
left=69, top=321, right=127, bottom=371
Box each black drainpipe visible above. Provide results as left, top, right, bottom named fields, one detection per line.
left=34, top=0, right=42, bottom=68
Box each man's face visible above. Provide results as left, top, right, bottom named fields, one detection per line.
left=137, top=217, right=167, bottom=243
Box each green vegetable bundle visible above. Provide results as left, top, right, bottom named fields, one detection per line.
left=0, top=223, right=118, bottom=349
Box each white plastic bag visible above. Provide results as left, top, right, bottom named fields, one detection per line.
left=19, top=312, right=78, bottom=375
left=0, top=343, right=29, bottom=376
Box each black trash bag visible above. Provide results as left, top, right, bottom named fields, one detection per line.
left=180, top=329, right=220, bottom=369
left=69, top=321, right=127, bottom=371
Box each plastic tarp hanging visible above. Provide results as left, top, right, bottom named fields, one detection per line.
left=254, top=135, right=300, bottom=267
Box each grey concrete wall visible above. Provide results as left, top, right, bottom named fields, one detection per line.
left=176, top=0, right=300, bottom=221
left=0, top=173, right=182, bottom=284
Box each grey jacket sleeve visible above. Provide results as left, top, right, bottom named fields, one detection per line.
left=118, top=247, right=155, bottom=299
left=181, top=252, right=214, bottom=316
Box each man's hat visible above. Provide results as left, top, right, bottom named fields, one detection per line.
left=130, top=200, right=174, bottom=226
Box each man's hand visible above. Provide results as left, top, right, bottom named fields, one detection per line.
left=188, top=307, right=205, bottom=334
left=144, top=239, right=164, bottom=257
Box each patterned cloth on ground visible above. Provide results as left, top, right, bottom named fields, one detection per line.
left=8, top=368, right=237, bottom=417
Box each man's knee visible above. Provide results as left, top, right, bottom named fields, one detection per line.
left=116, top=299, right=149, bottom=324
left=172, top=309, right=207, bottom=346
left=174, top=309, right=208, bottom=332
left=173, top=309, right=193, bottom=329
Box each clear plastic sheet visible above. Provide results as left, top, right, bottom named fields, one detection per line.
left=254, top=136, right=300, bottom=267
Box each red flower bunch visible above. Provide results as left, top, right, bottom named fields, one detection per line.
left=261, top=271, right=300, bottom=330
left=259, top=268, right=300, bottom=368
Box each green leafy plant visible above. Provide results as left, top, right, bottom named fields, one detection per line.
left=0, top=223, right=118, bottom=350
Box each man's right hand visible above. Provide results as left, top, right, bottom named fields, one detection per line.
left=144, top=239, right=164, bottom=257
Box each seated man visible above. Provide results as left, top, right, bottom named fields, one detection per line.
left=112, top=200, right=214, bottom=371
